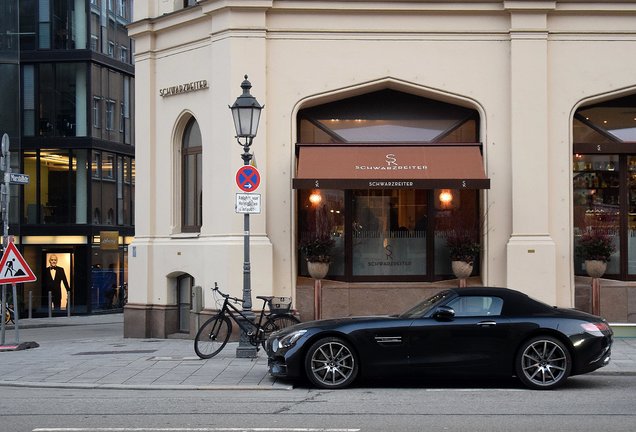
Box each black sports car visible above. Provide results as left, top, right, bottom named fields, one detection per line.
left=265, top=287, right=613, bottom=389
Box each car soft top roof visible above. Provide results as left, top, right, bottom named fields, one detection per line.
left=447, top=286, right=555, bottom=316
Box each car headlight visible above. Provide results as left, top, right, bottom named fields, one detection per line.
left=274, top=329, right=307, bottom=352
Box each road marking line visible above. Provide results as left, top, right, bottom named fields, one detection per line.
left=33, top=428, right=361, bottom=432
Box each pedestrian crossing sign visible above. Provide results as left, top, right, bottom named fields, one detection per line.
left=0, top=241, right=37, bottom=284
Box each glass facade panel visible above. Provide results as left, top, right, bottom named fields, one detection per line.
left=90, top=65, right=133, bottom=144
left=21, top=63, right=88, bottom=137
left=578, top=105, right=636, bottom=143
left=40, top=150, right=72, bottom=224
left=434, top=189, right=481, bottom=276
left=628, top=156, right=636, bottom=274
left=89, top=0, right=131, bottom=63
left=300, top=89, right=477, bottom=144
left=572, top=94, right=636, bottom=279
left=573, top=154, right=620, bottom=275
left=182, top=118, right=202, bottom=232
left=297, top=90, right=483, bottom=282
left=19, top=0, right=36, bottom=50
left=0, top=0, right=19, bottom=136
left=22, top=149, right=131, bottom=227
left=298, top=190, right=345, bottom=278
left=352, top=190, right=426, bottom=276
left=19, top=0, right=88, bottom=50
left=91, top=247, right=123, bottom=310
left=24, top=152, right=38, bottom=224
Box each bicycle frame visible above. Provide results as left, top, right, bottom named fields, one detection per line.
left=214, top=290, right=270, bottom=344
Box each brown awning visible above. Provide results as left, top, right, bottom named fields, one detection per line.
left=293, top=145, right=490, bottom=189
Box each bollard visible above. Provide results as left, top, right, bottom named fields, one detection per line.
left=28, top=291, right=32, bottom=319
left=11, top=283, right=19, bottom=342
left=1, top=285, right=5, bottom=345
left=48, top=291, right=52, bottom=318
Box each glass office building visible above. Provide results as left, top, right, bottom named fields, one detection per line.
left=15, top=0, right=135, bottom=315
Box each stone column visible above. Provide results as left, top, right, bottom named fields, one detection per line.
left=505, top=3, right=557, bottom=304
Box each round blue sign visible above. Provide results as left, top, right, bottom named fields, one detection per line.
left=236, top=166, right=261, bottom=192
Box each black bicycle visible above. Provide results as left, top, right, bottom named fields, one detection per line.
left=194, top=283, right=300, bottom=359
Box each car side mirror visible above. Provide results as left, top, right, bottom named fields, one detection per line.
left=433, top=305, right=455, bottom=321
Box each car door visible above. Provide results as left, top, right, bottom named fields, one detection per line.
left=347, top=317, right=413, bottom=375
left=407, top=296, right=513, bottom=376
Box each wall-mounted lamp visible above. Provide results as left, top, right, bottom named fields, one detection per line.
left=309, top=191, right=322, bottom=206
left=435, top=189, right=459, bottom=210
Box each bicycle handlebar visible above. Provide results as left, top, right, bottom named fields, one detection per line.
left=212, top=283, right=244, bottom=304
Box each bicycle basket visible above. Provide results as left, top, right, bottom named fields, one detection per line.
left=269, top=296, right=292, bottom=314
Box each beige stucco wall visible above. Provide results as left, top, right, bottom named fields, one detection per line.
left=127, top=0, right=636, bottom=335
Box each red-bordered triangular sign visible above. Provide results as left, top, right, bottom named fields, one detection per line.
left=0, top=241, right=37, bottom=284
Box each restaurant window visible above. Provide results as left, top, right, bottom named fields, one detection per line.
left=296, top=89, right=484, bottom=282
left=573, top=93, right=636, bottom=279
left=182, top=117, right=202, bottom=232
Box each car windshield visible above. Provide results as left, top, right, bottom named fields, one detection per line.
left=399, top=291, right=452, bottom=318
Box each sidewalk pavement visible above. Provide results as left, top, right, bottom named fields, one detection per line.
left=0, top=313, right=290, bottom=390
left=0, top=313, right=635, bottom=391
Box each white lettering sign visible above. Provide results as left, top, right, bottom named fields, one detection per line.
left=236, top=193, right=261, bottom=214
left=159, top=80, right=209, bottom=97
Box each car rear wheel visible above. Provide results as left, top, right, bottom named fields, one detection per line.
left=305, top=337, right=358, bottom=389
left=516, top=336, right=572, bottom=390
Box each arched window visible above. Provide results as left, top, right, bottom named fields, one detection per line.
left=182, top=117, right=202, bottom=232
left=573, top=93, right=636, bottom=279
left=295, top=89, right=484, bottom=283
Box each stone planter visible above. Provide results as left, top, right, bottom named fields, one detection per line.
left=452, top=260, right=473, bottom=288
left=452, top=260, right=473, bottom=279
left=585, top=260, right=607, bottom=278
left=307, top=261, right=330, bottom=280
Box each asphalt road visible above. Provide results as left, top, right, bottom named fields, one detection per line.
left=2, top=374, right=635, bottom=432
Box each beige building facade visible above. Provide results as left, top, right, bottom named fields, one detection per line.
left=126, top=0, right=636, bottom=338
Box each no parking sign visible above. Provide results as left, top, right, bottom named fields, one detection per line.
left=235, top=166, right=261, bottom=192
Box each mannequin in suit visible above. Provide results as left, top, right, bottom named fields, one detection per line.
left=43, top=254, right=70, bottom=309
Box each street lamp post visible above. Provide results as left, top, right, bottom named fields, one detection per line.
left=229, top=75, right=263, bottom=358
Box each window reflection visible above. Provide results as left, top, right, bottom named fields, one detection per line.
left=298, top=190, right=345, bottom=277
left=182, top=118, right=202, bottom=232
left=576, top=94, right=636, bottom=143
left=573, top=154, right=620, bottom=275
left=300, top=89, right=477, bottom=144
left=352, top=190, right=427, bottom=276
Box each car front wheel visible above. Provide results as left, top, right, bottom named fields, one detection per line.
left=305, top=337, right=359, bottom=389
left=516, top=336, right=572, bottom=390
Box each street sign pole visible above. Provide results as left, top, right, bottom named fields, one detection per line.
left=0, top=134, right=32, bottom=347
left=0, top=134, right=9, bottom=345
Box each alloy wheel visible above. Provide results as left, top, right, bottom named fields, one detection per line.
left=306, top=338, right=358, bottom=389
left=518, top=337, right=571, bottom=389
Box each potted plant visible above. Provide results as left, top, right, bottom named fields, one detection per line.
left=444, top=228, right=481, bottom=283
left=299, top=235, right=335, bottom=279
left=576, top=229, right=616, bottom=278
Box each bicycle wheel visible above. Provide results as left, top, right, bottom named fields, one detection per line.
left=194, top=314, right=232, bottom=359
left=261, top=314, right=301, bottom=347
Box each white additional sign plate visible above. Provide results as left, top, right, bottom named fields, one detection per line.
left=6, top=173, right=29, bottom=184
left=236, top=193, right=261, bottom=214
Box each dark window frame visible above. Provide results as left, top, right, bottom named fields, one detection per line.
left=296, top=89, right=483, bottom=283
left=181, top=117, right=202, bottom=233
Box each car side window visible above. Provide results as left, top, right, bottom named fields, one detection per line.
left=447, top=296, right=503, bottom=317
